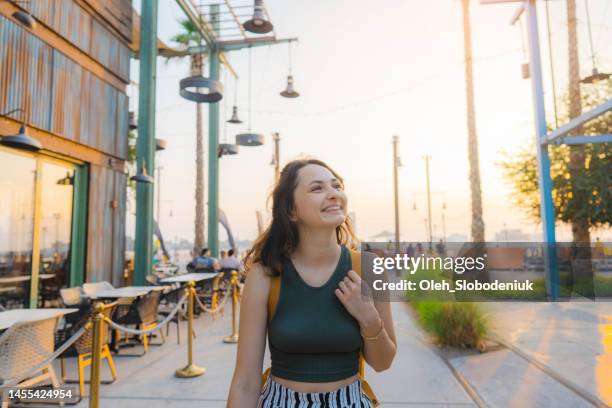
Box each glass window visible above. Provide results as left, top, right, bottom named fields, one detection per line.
left=38, top=160, right=74, bottom=307
left=0, top=150, right=36, bottom=309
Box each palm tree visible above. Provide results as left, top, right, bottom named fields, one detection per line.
left=566, top=0, right=591, bottom=246
left=461, top=0, right=485, bottom=243
left=170, top=19, right=207, bottom=253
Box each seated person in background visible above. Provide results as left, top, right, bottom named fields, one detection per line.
left=189, top=248, right=220, bottom=271
left=219, top=248, right=242, bottom=271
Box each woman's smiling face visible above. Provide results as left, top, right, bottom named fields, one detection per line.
left=291, top=164, right=347, bottom=228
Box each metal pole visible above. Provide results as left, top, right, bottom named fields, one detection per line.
left=223, top=270, right=239, bottom=343
left=207, top=4, right=220, bottom=257
left=175, top=281, right=206, bottom=377
left=89, top=302, right=103, bottom=408
left=273, top=132, right=280, bottom=182
left=134, top=0, right=158, bottom=285
left=525, top=0, right=559, bottom=300
left=392, top=136, right=400, bottom=254
left=423, top=155, right=433, bottom=247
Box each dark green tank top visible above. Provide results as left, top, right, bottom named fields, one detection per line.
left=268, top=245, right=362, bottom=382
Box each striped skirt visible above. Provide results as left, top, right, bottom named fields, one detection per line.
left=257, top=375, right=373, bottom=408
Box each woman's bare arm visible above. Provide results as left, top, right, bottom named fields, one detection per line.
left=361, top=251, right=397, bottom=372
left=227, top=263, right=270, bottom=407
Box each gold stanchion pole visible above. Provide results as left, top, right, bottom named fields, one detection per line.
left=223, top=270, right=239, bottom=343
left=175, top=281, right=206, bottom=378
left=89, top=302, right=103, bottom=408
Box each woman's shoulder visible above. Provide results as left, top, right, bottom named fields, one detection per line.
left=245, top=262, right=275, bottom=292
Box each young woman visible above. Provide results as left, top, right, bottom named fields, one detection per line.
left=227, top=159, right=397, bottom=407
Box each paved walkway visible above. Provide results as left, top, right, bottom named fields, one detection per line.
left=57, top=301, right=475, bottom=407
left=23, top=299, right=611, bottom=407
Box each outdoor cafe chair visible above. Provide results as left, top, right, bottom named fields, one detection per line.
left=112, top=290, right=163, bottom=355
left=0, top=317, right=62, bottom=408
left=158, top=285, right=187, bottom=344
left=82, top=282, right=114, bottom=298
left=55, top=303, right=117, bottom=400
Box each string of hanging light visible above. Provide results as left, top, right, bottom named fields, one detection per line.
left=236, top=46, right=264, bottom=146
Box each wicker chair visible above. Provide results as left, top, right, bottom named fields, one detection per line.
left=82, top=282, right=114, bottom=298
left=0, top=317, right=62, bottom=408
left=55, top=302, right=117, bottom=400
left=112, top=291, right=163, bottom=355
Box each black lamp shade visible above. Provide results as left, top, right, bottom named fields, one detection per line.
left=179, top=75, right=223, bottom=103
left=0, top=126, right=42, bottom=151
left=236, top=133, right=264, bottom=146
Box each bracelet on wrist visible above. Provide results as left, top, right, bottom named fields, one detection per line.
left=360, top=317, right=384, bottom=341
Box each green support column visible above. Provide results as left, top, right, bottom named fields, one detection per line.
left=134, top=0, right=158, bottom=284
left=69, top=164, right=88, bottom=287
left=207, top=4, right=220, bottom=257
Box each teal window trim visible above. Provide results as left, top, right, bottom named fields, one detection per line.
left=69, top=164, right=89, bottom=287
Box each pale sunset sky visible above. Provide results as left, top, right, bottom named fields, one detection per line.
left=128, top=0, right=612, bottom=245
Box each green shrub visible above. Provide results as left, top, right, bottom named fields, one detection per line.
left=412, top=301, right=488, bottom=349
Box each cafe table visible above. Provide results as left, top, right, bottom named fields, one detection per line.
left=0, top=308, right=78, bottom=331
left=88, top=286, right=164, bottom=300
left=160, top=272, right=218, bottom=284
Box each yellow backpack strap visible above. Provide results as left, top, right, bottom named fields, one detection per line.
left=263, top=271, right=280, bottom=387
left=348, top=249, right=366, bottom=379
left=267, top=273, right=281, bottom=323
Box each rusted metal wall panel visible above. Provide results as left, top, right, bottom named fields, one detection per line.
left=53, top=0, right=92, bottom=52
left=86, top=164, right=116, bottom=282
left=50, top=52, right=83, bottom=141
left=116, top=92, right=129, bottom=159
left=13, top=0, right=130, bottom=82
left=0, top=15, right=52, bottom=131
left=82, top=0, right=132, bottom=43
left=111, top=171, right=127, bottom=286
left=90, top=17, right=130, bottom=82
left=0, top=17, right=128, bottom=158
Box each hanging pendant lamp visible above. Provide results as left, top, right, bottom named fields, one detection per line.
left=0, top=108, right=42, bottom=151
left=218, top=143, right=239, bottom=157
left=155, top=138, right=167, bottom=151
left=131, top=160, right=154, bottom=184
left=280, top=75, right=299, bottom=98
left=12, top=8, right=36, bottom=29
left=179, top=75, right=223, bottom=103
left=227, top=106, right=243, bottom=124
left=280, top=41, right=299, bottom=98
left=236, top=47, right=264, bottom=147
left=581, top=67, right=610, bottom=84
left=227, top=76, right=243, bottom=124
left=56, top=172, right=73, bottom=186
left=581, top=0, right=610, bottom=84
left=243, top=0, right=273, bottom=34
left=219, top=67, right=239, bottom=157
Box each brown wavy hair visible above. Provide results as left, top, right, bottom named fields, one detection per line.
left=243, top=158, right=358, bottom=277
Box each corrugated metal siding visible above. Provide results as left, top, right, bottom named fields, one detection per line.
left=0, top=17, right=128, bottom=159
left=87, top=164, right=110, bottom=282
left=83, top=0, right=132, bottom=43
left=15, top=0, right=130, bottom=81
left=111, top=171, right=127, bottom=286
left=116, top=92, right=129, bottom=158
left=54, top=0, right=92, bottom=52
left=0, top=16, right=52, bottom=130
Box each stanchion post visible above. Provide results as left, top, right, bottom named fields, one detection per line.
left=223, top=270, right=239, bottom=343
left=175, top=281, right=206, bottom=378
left=89, top=302, right=103, bottom=408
